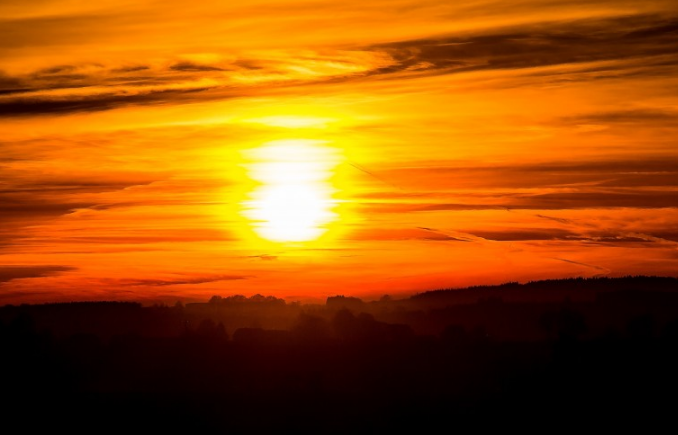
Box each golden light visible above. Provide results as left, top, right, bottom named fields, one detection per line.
left=244, top=115, right=334, bottom=129
left=241, top=139, right=341, bottom=243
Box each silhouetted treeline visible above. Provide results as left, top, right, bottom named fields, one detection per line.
left=2, top=276, right=677, bottom=432
left=409, top=275, right=678, bottom=304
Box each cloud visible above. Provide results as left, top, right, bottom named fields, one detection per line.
left=111, top=65, right=150, bottom=73
left=534, top=214, right=577, bottom=225
left=348, top=227, right=471, bottom=241
left=564, top=108, right=678, bottom=125
left=0, top=194, right=92, bottom=218
left=645, top=231, right=678, bottom=242
left=366, top=14, right=678, bottom=78
left=470, top=228, right=579, bottom=241
left=0, top=71, right=27, bottom=94
left=246, top=254, right=278, bottom=261
left=0, top=179, right=158, bottom=195
left=0, top=175, right=159, bottom=218
left=550, top=257, right=610, bottom=273
left=0, top=195, right=93, bottom=251
left=523, top=191, right=678, bottom=209
left=359, top=189, right=678, bottom=214
left=169, top=61, right=225, bottom=72
left=44, top=230, right=230, bottom=245
left=1, top=12, right=674, bottom=117
left=579, top=235, right=664, bottom=244
left=0, top=174, right=162, bottom=250
left=0, top=86, right=216, bottom=117
left=404, top=191, right=678, bottom=211
left=33, top=64, right=78, bottom=76
left=468, top=229, right=674, bottom=244
left=366, top=158, right=678, bottom=192
left=0, top=265, right=76, bottom=283
left=111, top=275, right=248, bottom=287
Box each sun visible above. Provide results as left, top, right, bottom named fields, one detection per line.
left=245, top=183, right=336, bottom=242
left=241, top=139, right=340, bottom=243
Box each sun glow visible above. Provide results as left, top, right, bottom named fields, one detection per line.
left=242, top=139, right=340, bottom=243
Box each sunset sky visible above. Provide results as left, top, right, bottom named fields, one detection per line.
left=1, top=0, right=677, bottom=304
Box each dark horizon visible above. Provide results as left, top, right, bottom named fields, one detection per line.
left=4, top=274, right=678, bottom=307
left=3, top=274, right=677, bottom=431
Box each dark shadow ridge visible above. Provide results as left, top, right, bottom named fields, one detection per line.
left=1, top=276, right=677, bottom=432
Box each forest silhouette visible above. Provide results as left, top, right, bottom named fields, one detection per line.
left=2, top=276, right=677, bottom=432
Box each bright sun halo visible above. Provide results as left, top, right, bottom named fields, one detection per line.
left=242, top=140, right=339, bottom=243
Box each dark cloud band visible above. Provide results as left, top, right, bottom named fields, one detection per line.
left=0, top=265, right=76, bottom=283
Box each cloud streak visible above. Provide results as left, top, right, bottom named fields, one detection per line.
left=368, top=14, right=678, bottom=78
left=551, top=257, right=610, bottom=273
left=108, top=275, right=248, bottom=287
left=0, top=87, right=217, bottom=117
left=1, top=13, right=676, bottom=117
left=0, top=265, right=76, bottom=283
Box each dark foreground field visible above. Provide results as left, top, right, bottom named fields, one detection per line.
left=3, top=276, right=678, bottom=432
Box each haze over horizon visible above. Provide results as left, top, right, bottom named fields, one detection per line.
left=1, top=1, right=677, bottom=305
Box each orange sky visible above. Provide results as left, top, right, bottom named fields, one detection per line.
left=1, top=1, right=677, bottom=304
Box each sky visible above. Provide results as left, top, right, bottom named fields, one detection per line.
left=1, top=0, right=677, bottom=304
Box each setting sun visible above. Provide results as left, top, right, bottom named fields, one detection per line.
left=241, top=140, right=341, bottom=243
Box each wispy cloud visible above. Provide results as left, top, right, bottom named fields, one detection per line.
left=105, top=275, right=248, bottom=287
left=0, top=265, right=76, bottom=283
left=348, top=227, right=471, bottom=241
left=2, top=12, right=676, bottom=117
left=550, top=257, right=610, bottom=273
left=0, top=86, right=218, bottom=117
left=368, top=14, right=678, bottom=78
